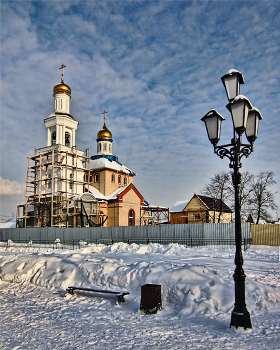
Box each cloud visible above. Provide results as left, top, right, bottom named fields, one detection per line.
left=0, top=177, right=25, bottom=196
left=1, top=0, right=279, bottom=216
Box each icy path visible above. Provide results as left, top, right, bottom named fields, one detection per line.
left=0, top=244, right=279, bottom=349
left=1, top=282, right=279, bottom=350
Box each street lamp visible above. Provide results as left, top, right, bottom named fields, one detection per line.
left=221, top=69, right=244, bottom=102
left=201, top=69, right=263, bottom=329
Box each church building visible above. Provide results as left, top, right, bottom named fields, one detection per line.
left=17, top=65, right=146, bottom=228
left=86, top=110, right=146, bottom=227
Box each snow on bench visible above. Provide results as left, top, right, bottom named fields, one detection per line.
left=66, top=286, right=130, bottom=303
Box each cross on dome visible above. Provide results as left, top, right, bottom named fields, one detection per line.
left=97, top=110, right=112, bottom=141
left=102, top=110, right=108, bottom=124
left=59, top=63, right=66, bottom=83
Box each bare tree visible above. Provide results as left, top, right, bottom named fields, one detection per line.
left=249, top=171, right=278, bottom=224
left=200, top=171, right=231, bottom=222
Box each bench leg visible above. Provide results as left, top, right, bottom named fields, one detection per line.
left=66, top=288, right=75, bottom=295
left=116, top=295, right=125, bottom=303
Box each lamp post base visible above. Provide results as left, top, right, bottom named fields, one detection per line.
left=230, top=310, right=252, bottom=329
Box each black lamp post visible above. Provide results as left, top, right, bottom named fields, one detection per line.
left=201, top=69, right=262, bottom=329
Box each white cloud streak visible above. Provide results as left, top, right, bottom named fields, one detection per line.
left=0, top=0, right=279, bottom=216
left=0, top=177, right=25, bottom=196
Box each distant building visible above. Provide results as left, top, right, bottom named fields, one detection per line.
left=170, top=194, right=232, bottom=224
left=17, top=66, right=148, bottom=228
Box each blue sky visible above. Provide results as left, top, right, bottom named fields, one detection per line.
left=1, top=0, right=279, bottom=220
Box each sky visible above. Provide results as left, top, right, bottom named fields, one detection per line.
left=0, top=0, right=280, bottom=220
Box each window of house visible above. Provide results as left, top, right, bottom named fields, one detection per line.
left=194, top=214, right=200, bottom=221
left=128, top=209, right=135, bottom=226
left=103, top=143, right=107, bottom=152
left=118, top=175, right=121, bottom=185
left=65, top=132, right=70, bottom=147
left=124, top=177, right=127, bottom=185
left=94, top=174, right=99, bottom=182
left=112, top=174, right=115, bottom=183
left=51, top=132, right=56, bottom=145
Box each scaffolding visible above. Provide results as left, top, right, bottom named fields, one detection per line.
left=140, top=205, right=169, bottom=225
left=17, top=146, right=106, bottom=228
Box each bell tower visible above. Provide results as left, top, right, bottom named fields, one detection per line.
left=44, top=64, right=78, bottom=148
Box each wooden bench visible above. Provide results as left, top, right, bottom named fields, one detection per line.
left=66, top=286, right=130, bottom=303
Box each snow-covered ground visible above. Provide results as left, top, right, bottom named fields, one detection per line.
left=0, top=242, right=279, bottom=349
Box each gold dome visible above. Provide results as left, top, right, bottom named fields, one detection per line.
left=97, top=123, right=112, bottom=140
left=53, top=81, right=71, bottom=96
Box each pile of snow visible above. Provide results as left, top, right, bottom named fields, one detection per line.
left=0, top=242, right=279, bottom=317
left=1, top=243, right=279, bottom=349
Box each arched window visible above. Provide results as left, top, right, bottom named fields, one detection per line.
left=103, top=143, right=107, bottom=152
left=65, top=132, right=70, bottom=147
left=118, top=175, right=121, bottom=185
left=124, top=177, right=127, bottom=185
left=98, top=143, right=101, bottom=152
left=109, top=144, right=111, bottom=153
left=112, top=174, right=115, bottom=183
left=51, top=132, right=56, bottom=145
left=128, top=209, right=135, bottom=226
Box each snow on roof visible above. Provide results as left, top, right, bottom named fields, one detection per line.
left=90, top=157, right=136, bottom=175
left=170, top=200, right=189, bottom=213
left=170, top=194, right=232, bottom=213
left=0, top=218, right=16, bottom=228
left=86, top=184, right=130, bottom=201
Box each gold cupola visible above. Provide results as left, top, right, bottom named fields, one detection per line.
left=53, top=81, right=71, bottom=97
left=97, top=110, right=112, bottom=140
left=53, top=63, right=71, bottom=97
left=96, top=111, right=113, bottom=156
left=97, top=122, right=112, bottom=140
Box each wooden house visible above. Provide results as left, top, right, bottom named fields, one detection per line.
left=170, top=194, right=232, bottom=224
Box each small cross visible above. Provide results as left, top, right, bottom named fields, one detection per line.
left=59, top=63, right=66, bottom=82
left=102, top=110, right=108, bottom=124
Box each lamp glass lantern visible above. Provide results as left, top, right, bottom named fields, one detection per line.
left=226, top=95, right=252, bottom=135
left=221, top=69, right=245, bottom=102
left=201, top=109, right=225, bottom=145
left=245, top=108, right=263, bottom=143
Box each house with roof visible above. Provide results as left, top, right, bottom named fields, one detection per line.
left=170, top=194, right=232, bottom=224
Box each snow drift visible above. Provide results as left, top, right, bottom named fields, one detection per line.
left=0, top=243, right=279, bottom=316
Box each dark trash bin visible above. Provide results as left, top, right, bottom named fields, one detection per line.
left=140, top=284, right=162, bottom=314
